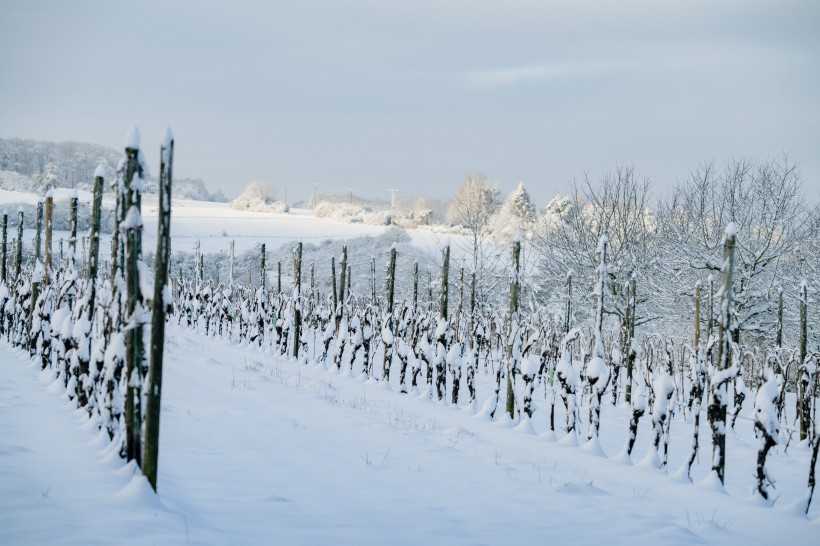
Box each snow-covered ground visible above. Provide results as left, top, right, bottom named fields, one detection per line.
left=1, top=190, right=818, bottom=544
left=1, top=324, right=818, bottom=545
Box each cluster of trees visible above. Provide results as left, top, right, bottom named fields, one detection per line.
left=0, top=138, right=225, bottom=202
left=448, top=159, right=819, bottom=351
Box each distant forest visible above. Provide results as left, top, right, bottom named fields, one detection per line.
left=0, top=137, right=226, bottom=202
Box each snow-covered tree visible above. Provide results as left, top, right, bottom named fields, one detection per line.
left=492, top=182, right=536, bottom=240
left=230, top=181, right=287, bottom=212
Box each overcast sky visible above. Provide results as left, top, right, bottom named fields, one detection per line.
left=1, top=0, right=818, bottom=206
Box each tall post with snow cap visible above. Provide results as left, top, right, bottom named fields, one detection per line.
left=710, top=222, right=737, bottom=485
left=1, top=211, right=7, bottom=283
left=87, top=164, right=105, bottom=318
left=144, top=128, right=174, bottom=491
left=15, top=209, right=23, bottom=280
left=122, top=125, right=146, bottom=466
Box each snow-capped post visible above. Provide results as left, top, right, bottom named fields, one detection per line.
left=331, top=256, right=338, bottom=325
left=505, top=236, right=521, bottom=419
left=14, top=209, right=23, bottom=280
left=382, top=244, right=397, bottom=379
left=706, top=274, right=714, bottom=341
left=694, top=282, right=701, bottom=348
left=277, top=261, right=281, bottom=294
left=624, top=274, right=637, bottom=405
left=798, top=281, right=810, bottom=441
left=228, top=240, right=235, bottom=288
left=193, top=240, right=200, bottom=284
left=69, top=191, right=78, bottom=269
left=435, top=241, right=451, bottom=401
left=44, top=193, right=53, bottom=281
left=87, top=165, right=104, bottom=320
left=411, top=260, right=419, bottom=340
left=440, top=242, right=450, bottom=320
left=1, top=211, right=6, bottom=283
left=338, top=245, right=347, bottom=327
left=587, top=235, right=611, bottom=440
left=144, top=129, right=174, bottom=491
left=292, top=242, right=302, bottom=359
left=123, top=126, right=145, bottom=466
left=35, top=200, right=43, bottom=261
left=709, top=222, right=737, bottom=485
left=260, top=243, right=266, bottom=292
left=370, top=255, right=376, bottom=303
left=775, top=288, right=783, bottom=348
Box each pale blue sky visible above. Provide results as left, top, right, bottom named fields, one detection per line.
left=1, top=0, right=818, bottom=205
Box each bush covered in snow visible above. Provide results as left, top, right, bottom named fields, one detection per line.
left=230, top=181, right=288, bottom=213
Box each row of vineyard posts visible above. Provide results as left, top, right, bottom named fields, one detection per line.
left=0, top=127, right=174, bottom=491
left=174, top=224, right=820, bottom=511
left=3, top=139, right=819, bottom=509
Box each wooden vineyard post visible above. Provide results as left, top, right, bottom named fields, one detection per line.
left=710, top=223, right=736, bottom=485
left=69, top=192, right=78, bottom=269
left=35, top=200, right=43, bottom=262
left=776, top=288, right=783, bottom=348
left=505, top=238, right=521, bottom=419
left=277, top=261, right=281, bottom=294
left=337, top=245, right=347, bottom=330
left=44, top=194, right=53, bottom=282
left=1, top=211, right=7, bottom=283
left=144, top=129, right=174, bottom=491
left=123, top=128, right=145, bottom=466
left=87, top=166, right=105, bottom=320
left=229, top=240, right=235, bottom=288
left=440, top=243, right=450, bottom=320
left=798, top=281, right=809, bottom=441
left=694, top=282, right=701, bottom=348
left=331, top=256, right=338, bottom=330
left=15, top=210, right=23, bottom=280
left=436, top=242, right=450, bottom=401
left=292, top=242, right=302, bottom=359
left=260, top=243, right=266, bottom=292
left=383, top=244, right=397, bottom=379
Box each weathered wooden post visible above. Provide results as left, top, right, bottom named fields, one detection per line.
left=798, top=281, right=810, bottom=441
left=776, top=288, right=783, bottom=348
left=69, top=191, right=78, bottom=269
left=505, top=237, right=521, bottom=419
left=229, top=239, right=235, bottom=288
left=1, top=211, right=7, bottom=283
left=260, top=243, right=266, bottom=292
left=383, top=244, right=397, bottom=379
left=440, top=243, right=450, bottom=320
left=710, top=223, right=736, bottom=485
left=435, top=242, right=450, bottom=401
left=87, top=165, right=105, bottom=319
left=331, top=255, right=338, bottom=328
left=35, top=200, right=43, bottom=262
left=693, top=282, right=700, bottom=349
left=277, top=260, right=281, bottom=294
left=336, top=245, right=347, bottom=331
left=292, top=242, right=302, bottom=358
left=123, top=127, right=145, bottom=466
left=15, top=209, right=23, bottom=280
left=143, top=129, right=174, bottom=491
left=370, top=255, right=376, bottom=303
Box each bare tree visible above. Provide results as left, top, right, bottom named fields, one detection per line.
left=532, top=165, right=656, bottom=328
left=448, top=172, right=502, bottom=306
left=658, top=156, right=805, bottom=344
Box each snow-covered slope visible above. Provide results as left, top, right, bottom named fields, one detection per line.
left=1, top=326, right=817, bottom=545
